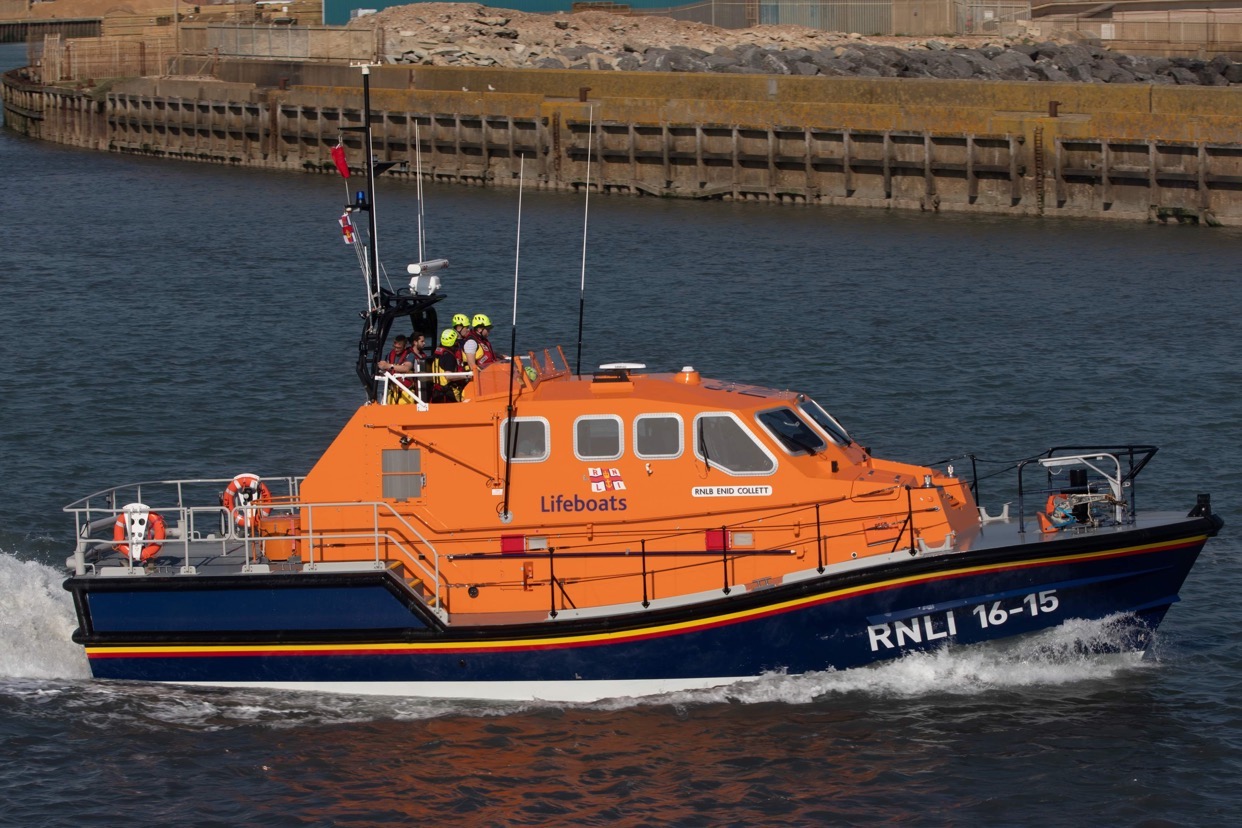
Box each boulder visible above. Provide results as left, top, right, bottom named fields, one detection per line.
left=1167, top=67, right=1200, bottom=84
left=1091, top=59, right=1135, bottom=83
left=1031, top=60, right=1070, bottom=82
left=992, top=49, right=1035, bottom=80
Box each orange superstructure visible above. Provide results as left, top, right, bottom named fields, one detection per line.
left=296, top=352, right=979, bottom=620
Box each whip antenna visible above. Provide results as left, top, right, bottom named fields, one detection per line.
left=574, top=104, right=594, bottom=376
left=500, top=153, right=526, bottom=524
left=415, top=120, right=426, bottom=264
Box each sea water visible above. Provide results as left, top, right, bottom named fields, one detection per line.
left=2, top=42, right=1242, bottom=825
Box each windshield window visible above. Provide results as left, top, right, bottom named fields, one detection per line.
left=757, top=407, right=826, bottom=455
left=798, top=399, right=851, bottom=446
left=694, top=414, right=777, bottom=476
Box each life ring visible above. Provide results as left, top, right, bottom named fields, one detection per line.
left=221, top=473, right=272, bottom=530
left=112, top=504, right=166, bottom=562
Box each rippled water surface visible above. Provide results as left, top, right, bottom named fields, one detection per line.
left=2, top=43, right=1241, bottom=825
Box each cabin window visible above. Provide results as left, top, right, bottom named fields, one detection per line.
left=634, top=413, right=683, bottom=459
left=574, top=415, right=623, bottom=461
left=500, top=417, right=550, bottom=462
left=798, top=399, right=851, bottom=446
left=381, top=449, right=423, bottom=500
left=757, top=407, right=826, bottom=456
left=693, top=413, right=777, bottom=476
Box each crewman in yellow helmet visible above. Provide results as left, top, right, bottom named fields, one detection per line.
left=430, top=329, right=464, bottom=403
left=462, top=313, right=497, bottom=371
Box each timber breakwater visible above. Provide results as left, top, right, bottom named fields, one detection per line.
left=4, top=6, right=1242, bottom=224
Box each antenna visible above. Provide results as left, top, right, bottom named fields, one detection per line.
left=500, top=153, right=526, bottom=525
left=575, top=104, right=594, bottom=376
left=415, top=119, right=426, bottom=264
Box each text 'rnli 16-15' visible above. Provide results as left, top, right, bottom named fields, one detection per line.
left=867, top=590, right=1060, bottom=652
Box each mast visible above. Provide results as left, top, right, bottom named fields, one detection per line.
left=500, top=154, right=526, bottom=524
left=348, top=64, right=447, bottom=400
left=575, top=104, right=594, bottom=376
left=362, top=64, right=381, bottom=311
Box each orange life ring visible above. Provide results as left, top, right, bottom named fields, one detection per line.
left=112, top=508, right=166, bottom=562
left=221, top=473, right=273, bottom=530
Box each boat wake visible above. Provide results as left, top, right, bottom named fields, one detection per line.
left=0, top=551, right=89, bottom=680
left=607, top=616, right=1153, bottom=710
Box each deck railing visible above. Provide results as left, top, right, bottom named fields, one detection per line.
left=65, top=474, right=953, bottom=623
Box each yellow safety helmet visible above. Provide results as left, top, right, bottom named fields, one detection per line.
left=472, top=313, right=492, bottom=328
left=440, top=329, right=459, bottom=347
left=452, top=313, right=470, bottom=328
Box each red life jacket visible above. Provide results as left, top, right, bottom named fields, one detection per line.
left=386, top=345, right=414, bottom=387
left=431, top=345, right=463, bottom=402
left=431, top=345, right=459, bottom=378
left=471, top=334, right=497, bottom=369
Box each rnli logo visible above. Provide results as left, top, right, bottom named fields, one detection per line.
left=588, top=467, right=626, bottom=492
left=539, top=467, right=630, bottom=513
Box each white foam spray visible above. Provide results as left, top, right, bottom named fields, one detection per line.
left=0, top=551, right=90, bottom=680
left=592, top=615, right=1154, bottom=711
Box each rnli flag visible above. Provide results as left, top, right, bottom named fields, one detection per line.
left=339, top=212, right=355, bottom=245
left=588, top=468, right=626, bottom=492
left=330, top=143, right=351, bottom=179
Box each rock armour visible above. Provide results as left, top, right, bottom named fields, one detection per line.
left=355, top=3, right=1242, bottom=86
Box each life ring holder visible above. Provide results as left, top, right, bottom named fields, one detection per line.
left=112, top=503, right=166, bottom=562
left=221, top=473, right=273, bottom=533
left=1038, top=494, right=1076, bottom=534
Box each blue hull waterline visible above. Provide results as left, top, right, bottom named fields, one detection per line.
left=69, top=520, right=1217, bottom=696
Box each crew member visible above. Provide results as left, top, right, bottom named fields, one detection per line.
left=430, top=329, right=465, bottom=403
left=463, top=313, right=498, bottom=371
left=409, top=332, right=429, bottom=400
left=378, top=334, right=416, bottom=404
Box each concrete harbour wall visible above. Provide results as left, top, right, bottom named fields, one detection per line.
left=5, top=60, right=1242, bottom=224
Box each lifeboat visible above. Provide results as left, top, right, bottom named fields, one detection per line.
left=59, top=68, right=1222, bottom=702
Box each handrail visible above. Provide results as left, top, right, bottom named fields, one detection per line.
left=1016, top=447, right=1145, bottom=533
left=375, top=369, right=473, bottom=406
left=68, top=489, right=448, bottom=614
left=67, top=475, right=959, bottom=621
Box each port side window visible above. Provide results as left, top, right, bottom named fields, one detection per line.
left=501, top=417, right=550, bottom=463
left=634, top=413, right=683, bottom=460
left=382, top=449, right=423, bottom=500
left=574, top=415, right=623, bottom=461
left=798, top=399, right=851, bottom=446
left=757, top=407, right=826, bottom=456
left=693, top=413, right=777, bottom=476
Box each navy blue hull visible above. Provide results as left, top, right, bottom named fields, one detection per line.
left=69, top=520, right=1217, bottom=691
